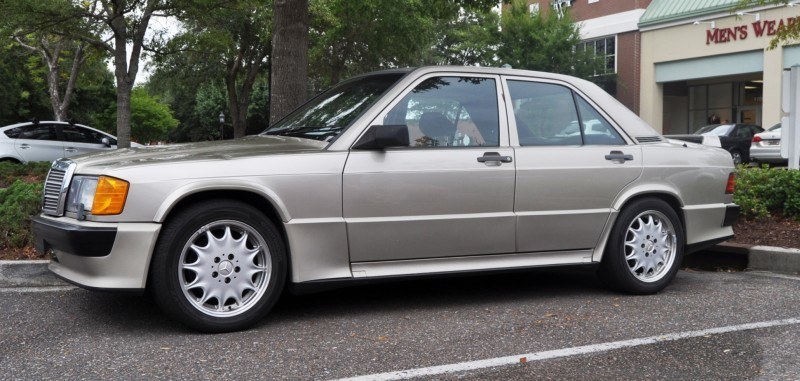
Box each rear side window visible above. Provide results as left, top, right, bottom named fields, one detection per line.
left=18, top=125, right=58, bottom=141
left=507, top=80, right=625, bottom=146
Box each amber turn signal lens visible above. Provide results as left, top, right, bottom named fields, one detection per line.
left=725, top=172, right=736, bottom=194
left=91, top=176, right=129, bottom=215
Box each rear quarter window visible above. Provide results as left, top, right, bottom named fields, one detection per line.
left=3, top=127, right=22, bottom=139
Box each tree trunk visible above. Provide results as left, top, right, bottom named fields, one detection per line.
left=269, top=0, right=309, bottom=126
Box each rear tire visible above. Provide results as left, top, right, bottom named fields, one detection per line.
left=729, top=149, right=743, bottom=165
left=150, top=200, right=286, bottom=332
left=598, top=198, right=684, bottom=294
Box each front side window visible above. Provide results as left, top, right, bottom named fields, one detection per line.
left=62, top=126, right=105, bottom=144
left=382, top=76, right=499, bottom=148
left=264, top=73, right=404, bottom=142
left=508, top=80, right=625, bottom=146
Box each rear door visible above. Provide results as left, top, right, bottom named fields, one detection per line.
left=503, top=77, right=643, bottom=253
left=13, top=124, right=63, bottom=162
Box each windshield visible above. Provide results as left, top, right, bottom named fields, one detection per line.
left=263, top=73, right=405, bottom=142
left=695, top=124, right=734, bottom=136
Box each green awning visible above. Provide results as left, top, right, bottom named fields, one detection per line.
left=639, top=0, right=740, bottom=28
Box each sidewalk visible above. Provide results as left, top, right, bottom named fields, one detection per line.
left=2, top=243, right=799, bottom=288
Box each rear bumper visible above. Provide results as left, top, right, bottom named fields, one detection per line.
left=32, top=215, right=161, bottom=290
left=682, top=203, right=738, bottom=251
left=750, top=146, right=785, bottom=162
left=723, top=204, right=740, bottom=227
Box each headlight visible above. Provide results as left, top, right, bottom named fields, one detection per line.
left=66, top=175, right=129, bottom=216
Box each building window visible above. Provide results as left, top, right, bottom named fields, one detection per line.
left=577, top=36, right=616, bottom=76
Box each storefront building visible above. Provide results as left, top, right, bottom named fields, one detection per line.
left=639, top=0, right=800, bottom=134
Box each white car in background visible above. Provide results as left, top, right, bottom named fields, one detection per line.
left=750, top=123, right=784, bottom=165
left=0, top=121, right=138, bottom=163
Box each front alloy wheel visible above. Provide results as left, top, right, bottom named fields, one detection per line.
left=151, top=200, right=286, bottom=332
left=178, top=220, right=272, bottom=317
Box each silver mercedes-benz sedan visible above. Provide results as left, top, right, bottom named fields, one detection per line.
left=32, top=66, right=739, bottom=332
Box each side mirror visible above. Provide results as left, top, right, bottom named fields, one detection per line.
left=352, top=125, right=410, bottom=150
left=101, top=137, right=112, bottom=147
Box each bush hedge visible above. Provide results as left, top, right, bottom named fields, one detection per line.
left=734, top=165, right=800, bottom=220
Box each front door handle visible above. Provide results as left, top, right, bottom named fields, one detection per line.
left=605, top=150, right=633, bottom=162
left=477, top=152, right=513, bottom=164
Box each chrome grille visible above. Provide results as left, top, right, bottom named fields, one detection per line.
left=42, top=169, right=65, bottom=214
left=41, top=159, right=76, bottom=216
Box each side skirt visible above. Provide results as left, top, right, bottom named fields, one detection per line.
left=289, top=250, right=595, bottom=295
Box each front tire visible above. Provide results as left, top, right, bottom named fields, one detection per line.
left=150, top=200, right=286, bottom=332
left=598, top=198, right=683, bottom=294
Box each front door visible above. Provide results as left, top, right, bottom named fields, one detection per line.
left=343, top=75, right=516, bottom=262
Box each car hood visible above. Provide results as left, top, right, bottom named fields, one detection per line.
left=70, top=135, right=328, bottom=171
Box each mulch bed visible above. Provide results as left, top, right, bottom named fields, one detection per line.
left=729, top=215, right=800, bottom=249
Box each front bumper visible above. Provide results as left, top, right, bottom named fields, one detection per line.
left=32, top=215, right=161, bottom=290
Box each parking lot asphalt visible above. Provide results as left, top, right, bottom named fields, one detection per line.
left=2, top=267, right=800, bottom=380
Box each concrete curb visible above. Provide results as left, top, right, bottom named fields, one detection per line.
left=707, top=243, right=800, bottom=274
left=0, top=260, right=65, bottom=288
left=1, top=243, right=799, bottom=288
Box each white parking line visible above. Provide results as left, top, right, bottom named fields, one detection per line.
left=747, top=271, right=800, bottom=282
left=335, top=318, right=800, bottom=381
left=0, top=286, right=76, bottom=293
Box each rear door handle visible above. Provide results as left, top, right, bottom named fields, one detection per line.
left=605, top=150, right=633, bottom=162
left=65, top=147, right=77, bottom=153
left=477, top=152, right=513, bottom=164
left=19, top=144, right=30, bottom=149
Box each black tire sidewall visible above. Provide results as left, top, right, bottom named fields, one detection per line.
left=599, top=198, right=684, bottom=294
left=150, top=200, right=286, bottom=333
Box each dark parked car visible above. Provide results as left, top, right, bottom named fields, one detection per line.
left=666, top=123, right=763, bottom=165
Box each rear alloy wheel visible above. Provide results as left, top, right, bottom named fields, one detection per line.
left=599, top=198, right=683, bottom=294
left=151, top=200, right=286, bottom=332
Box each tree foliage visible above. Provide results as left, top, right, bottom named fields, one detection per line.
left=498, top=0, right=602, bottom=77
left=734, top=0, right=800, bottom=49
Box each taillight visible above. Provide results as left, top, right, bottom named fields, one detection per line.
left=752, top=135, right=762, bottom=143
left=725, top=172, right=736, bottom=194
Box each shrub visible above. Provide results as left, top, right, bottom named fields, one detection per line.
left=734, top=165, right=800, bottom=220
left=0, top=180, right=42, bottom=248
left=0, top=161, right=50, bottom=188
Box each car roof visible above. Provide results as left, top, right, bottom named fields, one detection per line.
left=1, top=121, right=107, bottom=133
